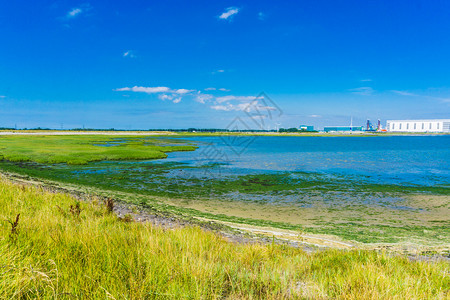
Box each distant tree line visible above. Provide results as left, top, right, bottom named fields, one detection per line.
left=278, top=128, right=318, bottom=133
left=1, top=127, right=279, bottom=132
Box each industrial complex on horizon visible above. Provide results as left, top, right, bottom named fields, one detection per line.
left=297, top=119, right=450, bottom=133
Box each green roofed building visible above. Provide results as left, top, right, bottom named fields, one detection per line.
left=323, top=126, right=363, bottom=132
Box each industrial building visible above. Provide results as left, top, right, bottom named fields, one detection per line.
left=386, top=119, right=450, bottom=133
left=323, top=126, right=363, bottom=132
left=299, top=125, right=314, bottom=131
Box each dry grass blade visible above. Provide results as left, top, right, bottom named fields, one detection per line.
left=7, top=213, right=20, bottom=236
left=69, top=202, right=81, bottom=217
left=105, top=198, right=114, bottom=213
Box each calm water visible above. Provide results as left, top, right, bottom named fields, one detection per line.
left=162, top=136, right=450, bottom=187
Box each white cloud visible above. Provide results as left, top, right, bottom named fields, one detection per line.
left=174, top=88, right=194, bottom=94
left=309, top=114, right=321, bottom=118
left=0, top=95, right=6, bottom=98
left=115, top=86, right=171, bottom=93
left=391, top=90, right=418, bottom=96
left=216, top=95, right=262, bottom=103
left=123, top=50, right=136, bottom=58
left=210, top=100, right=275, bottom=112
left=391, top=89, right=450, bottom=104
left=67, top=8, right=82, bottom=18
left=212, top=69, right=225, bottom=75
left=158, top=94, right=182, bottom=103
left=195, top=93, right=214, bottom=104
left=258, top=12, right=266, bottom=20
left=218, top=7, right=239, bottom=20
left=114, top=85, right=277, bottom=111
left=158, top=94, right=173, bottom=101
left=360, top=79, right=372, bottom=82
left=64, top=4, right=92, bottom=20
left=204, top=87, right=230, bottom=91
left=115, top=86, right=193, bottom=104
left=211, top=105, right=230, bottom=111
left=349, top=87, right=374, bottom=96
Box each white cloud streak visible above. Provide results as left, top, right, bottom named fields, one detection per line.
left=115, top=86, right=171, bottom=94
left=114, top=85, right=277, bottom=111
left=210, top=100, right=275, bottom=112
left=349, top=87, right=374, bottom=96
left=195, top=93, right=214, bottom=104
left=391, top=90, right=418, bottom=96
left=67, top=8, right=82, bottom=18
left=218, top=7, right=239, bottom=20
left=114, top=86, right=194, bottom=104
left=123, top=50, right=136, bottom=58
left=205, top=87, right=230, bottom=91
left=392, top=89, right=450, bottom=104
left=216, top=95, right=263, bottom=103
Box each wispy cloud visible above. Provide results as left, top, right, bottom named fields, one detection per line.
left=258, top=12, right=266, bottom=20
left=391, top=90, right=418, bottom=96
left=349, top=87, right=374, bottom=96
left=0, top=95, right=6, bottom=99
left=360, top=79, right=372, bottom=82
left=123, top=50, right=136, bottom=58
left=210, top=100, right=275, bottom=112
left=218, top=7, right=240, bottom=20
left=195, top=93, right=214, bottom=104
left=204, top=87, right=230, bottom=91
left=114, top=85, right=277, bottom=112
left=65, top=4, right=92, bottom=20
left=211, top=69, right=225, bottom=75
left=174, top=89, right=194, bottom=94
left=158, top=94, right=181, bottom=103
left=115, top=86, right=171, bottom=93
left=216, top=95, right=263, bottom=103
left=67, top=8, right=82, bottom=18
left=309, top=114, right=321, bottom=118
left=114, top=86, right=194, bottom=104
left=392, top=89, right=450, bottom=104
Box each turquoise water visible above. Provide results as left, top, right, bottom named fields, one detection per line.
left=162, top=135, right=450, bottom=187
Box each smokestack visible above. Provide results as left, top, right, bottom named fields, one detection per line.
left=377, top=119, right=381, bottom=130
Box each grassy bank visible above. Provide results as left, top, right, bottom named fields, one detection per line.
left=0, top=179, right=449, bottom=299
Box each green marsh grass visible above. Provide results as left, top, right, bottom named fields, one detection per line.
left=0, top=179, right=449, bottom=299
left=0, top=135, right=196, bottom=165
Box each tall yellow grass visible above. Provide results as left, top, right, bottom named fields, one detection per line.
left=0, top=179, right=448, bottom=299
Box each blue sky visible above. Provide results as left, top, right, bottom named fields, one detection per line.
left=1, top=0, right=449, bottom=130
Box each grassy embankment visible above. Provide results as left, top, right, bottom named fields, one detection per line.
left=0, top=135, right=196, bottom=165
left=1, top=179, right=449, bottom=299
